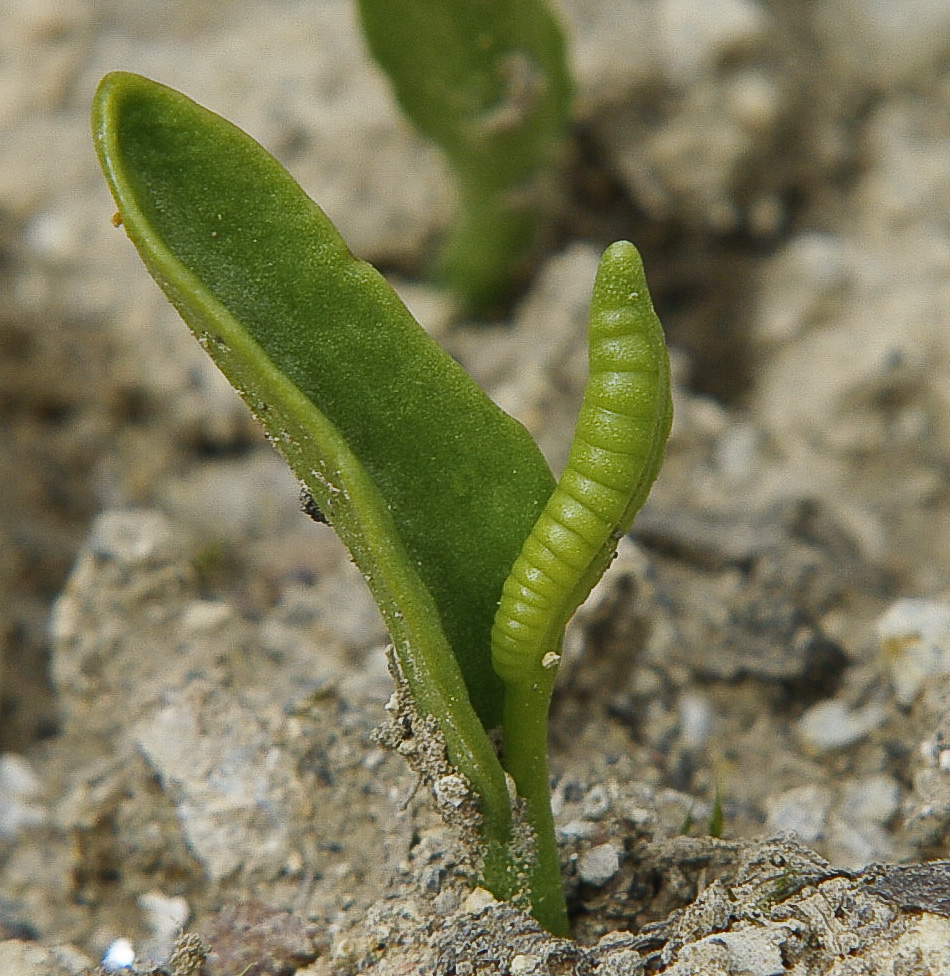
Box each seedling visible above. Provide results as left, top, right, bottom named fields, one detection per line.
left=92, top=71, right=671, bottom=936
left=355, top=0, right=572, bottom=311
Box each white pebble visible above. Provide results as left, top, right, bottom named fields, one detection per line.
left=689, top=928, right=786, bottom=976
left=102, top=938, right=135, bottom=971
left=462, top=887, right=498, bottom=915
left=875, top=599, right=950, bottom=705
left=796, top=700, right=886, bottom=752
left=558, top=819, right=597, bottom=840
left=24, top=209, right=81, bottom=262
left=510, top=954, right=539, bottom=975
left=766, top=784, right=832, bottom=842
left=577, top=843, right=621, bottom=886
left=713, top=424, right=762, bottom=482
left=138, top=890, right=190, bottom=952
left=678, top=691, right=715, bottom=748
left=86, top=511, right=177, bottom=567
left=837, top=774, right=900, bottom=827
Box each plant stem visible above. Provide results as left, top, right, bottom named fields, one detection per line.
left=437, top=186, right=539, bottom=313
left=502, top=672, right=569, bottom=936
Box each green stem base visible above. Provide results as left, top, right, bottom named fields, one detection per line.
left=502, top=674, right=569, bottom=936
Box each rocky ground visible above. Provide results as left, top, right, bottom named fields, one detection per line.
left=2, top=0, right=950, bottom=973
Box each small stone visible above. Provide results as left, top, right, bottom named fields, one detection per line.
left=581, top=784, right=611, bottom=820
left=713, top=423, right=762, bottom=482
left=510, top=953, right=539, bottom=975
left=86, top=510, right=177, bottom=567
left=678, top=691, right=715, bottom=748
left=596, top=948, right=643, bottom=975
left=766, top=784, right=833, bottom=842
left=837, top=774, right=901, bottom=826
left=102, top=938, right=135, bottom=971
left=434, top=774, right=469, bottom=809
left=24, top=208, right=81, bottom=262
left=133, top=688, right=302, bottom=882
left=876, top=599, right=950, bottom=706
left=796, top=700, right=886, bottom=751
left=687, top=927, right=786, bottom=976
left=432, top=890, right=459, bottom=915
left=138, top=891, right=190, bottom=962
left=558, top=819, right=597, bottom=840
left=179, top=600, right=234, bottom=635
left=577, top=843, right=621, bottom=886
left=461, top=887, right=498, bottom=915
left=827, top=817, right=893, bottom=868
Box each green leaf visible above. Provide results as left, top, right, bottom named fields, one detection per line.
left=355, top=0, right=572, bottom=310
left=91, top=73, right=556, bottom=882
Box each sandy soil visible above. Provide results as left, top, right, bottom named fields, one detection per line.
left=2, top=0, right=950, bottom=973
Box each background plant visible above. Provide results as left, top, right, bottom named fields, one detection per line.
left=354, top=0, right=572, bottom=312
left=92, top=70, right=670, bottom=936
